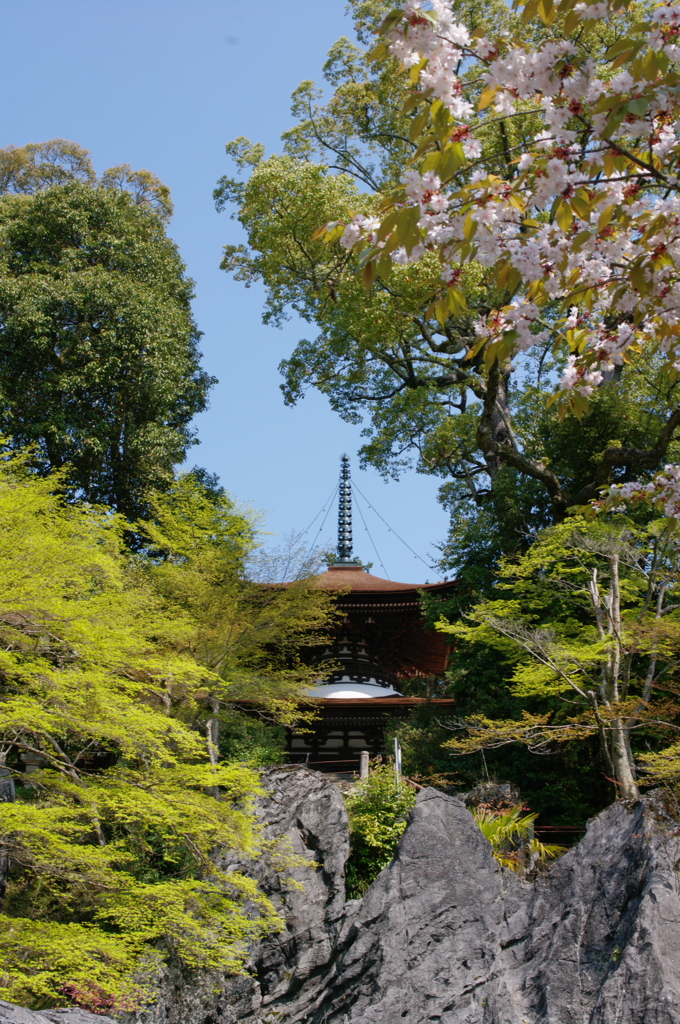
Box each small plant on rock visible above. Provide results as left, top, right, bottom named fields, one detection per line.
left=472, top=805, right=565, bottom=875
left=343, top=761, right=416, bottom=899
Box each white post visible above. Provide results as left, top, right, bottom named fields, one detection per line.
left=394, top=737, right=402, bottom=783
left=359, top=750, right=369, bottom=779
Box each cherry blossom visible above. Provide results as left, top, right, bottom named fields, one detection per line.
left=323, top=0, right=680, bottom=512
left=603, top=465, right=680, bottom=522
left=330, top=0, right=680, bottom=400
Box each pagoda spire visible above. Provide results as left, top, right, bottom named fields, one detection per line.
left=336, top=454, right=357, bottom=564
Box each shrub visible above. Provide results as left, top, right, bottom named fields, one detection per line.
left=343, top=763, right=416, bottom=899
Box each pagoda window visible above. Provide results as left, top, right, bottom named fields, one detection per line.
left=319, top=731, right=344, bottom=749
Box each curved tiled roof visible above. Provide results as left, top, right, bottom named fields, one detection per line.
left=314, top=564, right=452, bottom=594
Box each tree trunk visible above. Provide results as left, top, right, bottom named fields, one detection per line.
left=206, top=713, right=219, bottom=767
left=610, top=719, right=639, bottom=800
left=206, top=698, right=221, bottom=800
left=590, top=555, right=640, bottom=801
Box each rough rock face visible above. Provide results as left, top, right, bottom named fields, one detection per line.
left=131, top=769, right=680, bottom=1024
left=0, top=769, right=15, bottom=904
left=0, top=769, right=15, bottom=804
left=0, top=1001, right=115, bottom=1024
left=154, top=771, right=680, bottom=1024
left=129, top=765, right=350, bottom=1024
left=5, top=767, right=680, bottom=1023
left=308, top=787, right=680, bottom=1024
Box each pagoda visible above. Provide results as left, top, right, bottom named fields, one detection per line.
left=286, top=455, right=456, bottom=771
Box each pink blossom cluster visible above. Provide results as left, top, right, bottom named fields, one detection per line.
left=559, top=354, right=603, bottom=396
left=392, top=1, right=476, bottom=120
left=474, top=302, right=550, bottom=353
left=339, top=0, right=680, bottom=393
left=341, top=213, right=382, bottom=249
left=605, top=465, right=680, bottom=520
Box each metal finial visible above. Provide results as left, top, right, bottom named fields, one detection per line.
left=336, top=453, right=355, bottom=563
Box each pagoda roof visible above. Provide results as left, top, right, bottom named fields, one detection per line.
left=233, top=697, right=456, bottom=708
left=314, top=563, right=453, bottom=595
left=309, top=696, right=456, bottom=708
left=232, top=697, right=456, bottom=723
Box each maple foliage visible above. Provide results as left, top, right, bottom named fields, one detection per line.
left=0, top=449, right=328, bottom=1011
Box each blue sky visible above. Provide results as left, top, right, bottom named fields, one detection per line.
left=1, top=0, right=450, bottom=582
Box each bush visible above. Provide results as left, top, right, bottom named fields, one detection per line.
left=218, top=711, right=287, bottom=767
left=343, top=763, right=416, bottom=899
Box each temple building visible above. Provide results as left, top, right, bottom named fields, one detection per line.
left=286, top=454, right=456, bottom=772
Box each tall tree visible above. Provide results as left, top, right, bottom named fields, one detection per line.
left=320, top=0, right=680, bottom=522
left=0, top=178, right=214, bottom=519
left=216, top=0, right=680, bottom=575
left=0, top=139, right=172, bottom=219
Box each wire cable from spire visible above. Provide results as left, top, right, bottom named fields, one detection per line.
left=351, top=481, right=443, bottom=580
left=299, top=483, right=338, bottom=539
left=305, top=483, right=338, bottom=560
left=352, top=487, right=390, bottom=579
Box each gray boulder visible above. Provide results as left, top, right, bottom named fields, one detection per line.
left=0, top=769, right=15, bottom=902
left=128, top=764, right=350, bottom=1024
left=303, top=786, right=680, bottom=1024
left=35, top=1012, right=117, bottom=1024
left=0, top=1002, right=115, bottom=1024
left=0, top=769, right=15, bottom=804
left=137, top=773, right=680, bottom=1024
left=5, top=768, right=680, bottom=1023
left=0, top=1001, right=53, bottom=1024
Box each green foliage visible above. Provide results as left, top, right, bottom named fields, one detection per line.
left=389, top=596, right=608, bottom=823
left=0, top=175, right=213, bottom=520
left=637, top=741, right=680, bottom=786
left=99, top=164, right=173, bottom=222
left=217, top=711, right=287, bottom=768
left=0, top=140, right=96, bottom=193
left=143, top=472, right=337, bottom=722
left=0, top=449, right=328, bottom=1011
left=0, top=918, right=143, bottom=1014
left=385, top=694, right=607, bottom=826
left=343, top=763, right=416, bottom=898
left=472, top=806, right=565, bottom=874
left=382, top=703, right=461, bottom=784
left=438, top=515, right=680, bottom=799
left=0, top=139, right=172, bottom=220
left=216, top=0, right=680, bottom=622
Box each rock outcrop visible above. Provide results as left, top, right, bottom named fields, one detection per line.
left=0, top=1001, right=116, bottom=1024
left=0, top=769, right=15, bottom=805
left=128, top=765, right=351, bottom=1024
left=4, top=766, right=680, bottom=1024
left=0, top=769, right=15, bottom=905
left=309, top=786, right=680, bottom=1024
